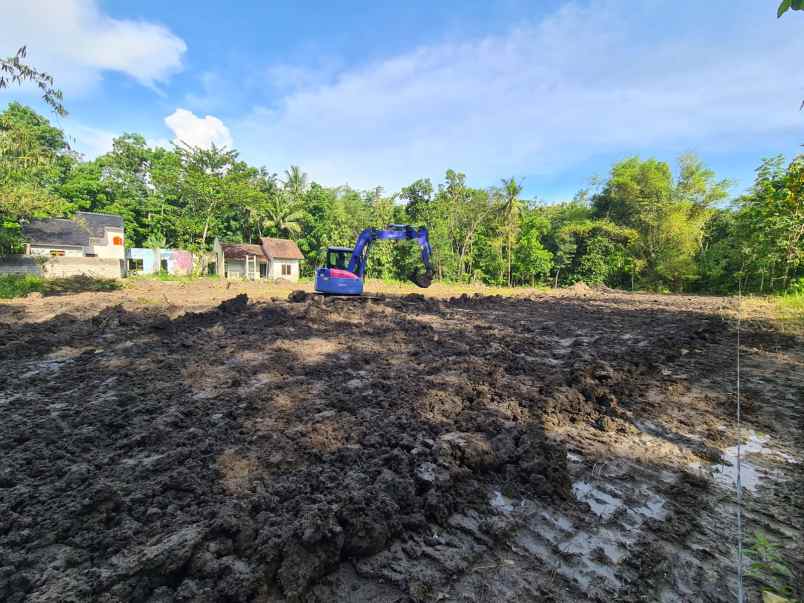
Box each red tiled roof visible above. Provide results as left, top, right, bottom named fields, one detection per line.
left=221, top=243, right=267, bottom=260
left=261, top=237, right=304, bottom=260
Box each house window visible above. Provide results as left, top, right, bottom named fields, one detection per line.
left=128, top=258, right=144, bottom=272
left=112, top=236, right=123, bottom=246
left=50, top=250, right=65, bottom=257
left=281, top=263, right=292, bottom=276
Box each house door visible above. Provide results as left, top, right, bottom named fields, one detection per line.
left=259, top=262, right=267, bottom=279
left=244, top=255, right=258, bottom=280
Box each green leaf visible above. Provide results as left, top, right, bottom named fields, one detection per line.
left=778, top=0, right=792, bottom=17
left=792, top=0, right=804, bottom=9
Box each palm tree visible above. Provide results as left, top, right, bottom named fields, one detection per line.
left=263, top=192, right=304, bottom=239
left=283, top=165, right=308, bottom=202
left=498, top=177, right=523, bottom=286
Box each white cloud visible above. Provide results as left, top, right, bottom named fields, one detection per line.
left=165, top=109, right=233, bottom=149
left=233, top=0, right=804, bottom=193
left=0, top=0, right=186, bottom=93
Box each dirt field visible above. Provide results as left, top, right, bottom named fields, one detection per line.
left=1, top=279, right=801, bottom=602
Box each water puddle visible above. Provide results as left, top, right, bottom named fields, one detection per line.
left=572, top=482, right=622, bottom=518
left=490, top=490, right=514, bottom=513
left=695, top=430, right=795, bottom=493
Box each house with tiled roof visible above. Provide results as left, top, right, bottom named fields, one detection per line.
left=22, top=212, right=125, bottom=260
left=211, top=237, right=303, bottom=282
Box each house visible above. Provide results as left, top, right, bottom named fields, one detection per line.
left=126, top=248, right=194, bottom=275
left=212, top=237, right=303, bottom=282
left=261, top=237, right=304, bottom=281
left=22, top=212, right=125, bottom=260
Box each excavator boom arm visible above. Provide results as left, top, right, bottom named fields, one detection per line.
left=347, top=225, right=433, bottom=287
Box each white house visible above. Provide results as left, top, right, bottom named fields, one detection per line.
left=212, top=237, right=303, bottom=282
left=22, top=212, right=125, bottom=260
left=261, top=237, right=304, bottom=281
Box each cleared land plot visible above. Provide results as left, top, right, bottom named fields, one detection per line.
left=1, top=280, right=801, bottom=601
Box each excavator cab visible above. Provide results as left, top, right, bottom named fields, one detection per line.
left=326, top=247, right=352, bottom=270
left=315, top=246, right=364, bottom=295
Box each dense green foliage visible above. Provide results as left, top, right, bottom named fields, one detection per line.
left=1, top=102, right=801, bottom=293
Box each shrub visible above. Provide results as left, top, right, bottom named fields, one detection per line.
left=0, top=274, right=45, bottom=299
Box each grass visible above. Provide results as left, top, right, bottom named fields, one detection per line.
left=126, top=272, right=204, bottom=283
left=736, top=292, right=804, bottom=337
left=0, top=274, right=44, bottom=299
left=775, top=292, right=804, bottom=333
left=0, top=274, right=120, bottom=299
left=745, top=530, right=799, bottom=601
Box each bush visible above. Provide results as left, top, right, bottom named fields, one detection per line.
left=0, top=274, right=45, bottom=299
left=788, top=277, right=804, bottom=296
left=0, top=274, right=121, bottom=299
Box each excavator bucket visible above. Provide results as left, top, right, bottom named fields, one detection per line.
left=411, top=268, right=433, bottom=288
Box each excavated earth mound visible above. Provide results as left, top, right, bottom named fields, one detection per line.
left=0, top=291, right=801, bottom=602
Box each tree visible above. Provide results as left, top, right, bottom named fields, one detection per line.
left=283, top=165, right=308, bottom=202
left=82, top=134, right=156, bottom=247
left=778, top=0, right=804, bottom=18
left=1, top=48, right=66, bottom=116
left=697, top=209, right=741, bottom=293
left=0, top=103, right=75, bottom=253
left=263, top=191, right=305, bottom=239
left=555, top=220, right=637, bottom=286
left=734, top=155, right=804, bottom=291
left=592, top=155, right=729, bottom=290
left=495, top=177, right=524, bottom=286
left=400, top=179, right=433, bottom=223
left=173, top=143, right=240, bottom=252
left=675, top=153, right=731, bottom=210
left=512, top=210, right=553, bottom=286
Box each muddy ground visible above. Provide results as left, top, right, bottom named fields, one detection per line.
left=0, top=280, right=801, bottom=602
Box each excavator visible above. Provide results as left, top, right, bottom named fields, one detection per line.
left=314, top=224, right=433, bottom=295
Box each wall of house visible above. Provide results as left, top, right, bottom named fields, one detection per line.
left=224, top=258, right=271, bottom=279
left=127, top=249, right=194, bottom=275
left=168, top=250, right=194, bottom=275
left=89, top=229, right=125, bottom=260
left=27, top=245, right=84, bottom=257
left=0, top=256, right=123, bottom=279
left=268, top=259, right=300, bottom=282
left=126, top=248, right=154, bottom=273
left=225, top=259, right=246, bottom=278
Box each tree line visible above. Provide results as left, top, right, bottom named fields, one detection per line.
left=0, top=101, right=801, bottom=294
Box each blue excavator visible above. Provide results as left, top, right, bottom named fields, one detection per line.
left=314, top=224, right=433, bottom=295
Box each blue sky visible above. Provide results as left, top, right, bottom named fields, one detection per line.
left=2, top=0, right=802, bottom=201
